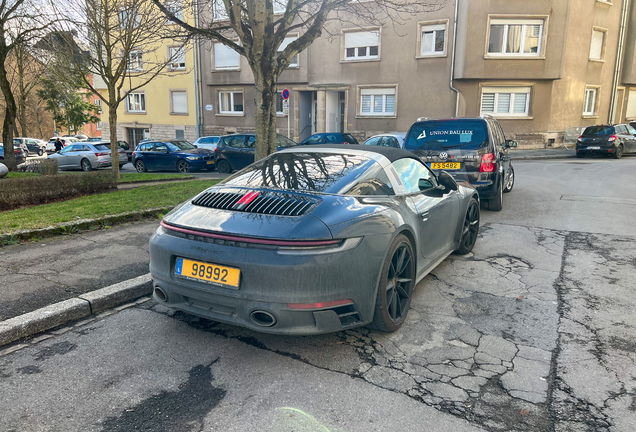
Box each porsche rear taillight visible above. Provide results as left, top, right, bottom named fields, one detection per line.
left=480, top=153, right=496, bottom=173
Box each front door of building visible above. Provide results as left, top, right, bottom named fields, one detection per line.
left=127, top=128, right=145, bottom=150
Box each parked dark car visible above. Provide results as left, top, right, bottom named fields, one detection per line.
left=132, top=140, right=215, bottom=173
left=14, top=138, right=45, bottom=156
left=149, top=144, right=480, bottom=334
left=214, top=134, right=296, bottom=173
left=117, top=140, right=133, bottom=162
left=576, top=124, right=636, bottom=159
left=0, top=144, right=27, bottom=165
left=299, top=133, right=358, bottom=146
left=403, top=116, right=516, bottom=211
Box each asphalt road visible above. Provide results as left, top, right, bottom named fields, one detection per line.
left=1, top=156, right=636, bottom=431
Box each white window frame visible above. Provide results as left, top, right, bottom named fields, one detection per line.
left=218, top=90, right=244, bottom=115
left=165, top=1, right=183, bottom=21
left=589, top=27, right=607, bottom=61
left=343, top=29, right=380, bottom=61
left=96, top=122, right=102, bottom=131
left=277, top=35, right=299, bottom=68
left=487, top=18, right=544, bottom=57
left=126, top=92, right=146, bottom=113
left=169, top=46, right=186, bottom=70
left=418, top=21, right=447, bottom=57
left=358, top=87, right=396, bottom=117
left=480, top=86, right=531, bottom=117
left=127, top=50, right=143, bottom=72
left=170, top=90, right=188, bottom=115
left=213, top=41, right=240, bottom=70
left=583, top=87, right=599, bottom=117
left=94, top=99, right=101, bottom=106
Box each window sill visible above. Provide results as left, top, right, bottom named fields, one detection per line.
left=216, top=112, right=245, bottom=117
left=170, top=68, right=187, bottom=72
left=416, top=53, right=447, bottom=59
left=340, top=58, right=381, bottom=64
left=582, top=115, right=599, bottom=119
left=286, top=65, right=299, bottom=70
left=212, top=68, right=240, bottom=72
left=170, top=112, right=189, bottom=116
left=588, top=58, right=605, bottom=63
left=484, top=55, right=545, bottom=60
left=124, top=112, right=147, bottom=115
left=356, top=114, right=397, bottom=119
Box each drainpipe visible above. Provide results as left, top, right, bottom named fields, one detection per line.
left=609, top=0, right=629, bottom=124
left=450, top=0, right=461, bottom=117
left=192, top=0, right=203, bottom=138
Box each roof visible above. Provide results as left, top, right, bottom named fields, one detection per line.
left=282, top=144, right=420, bottom=163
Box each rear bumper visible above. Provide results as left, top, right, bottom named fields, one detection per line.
left=148, top=226, right=390, bottom=334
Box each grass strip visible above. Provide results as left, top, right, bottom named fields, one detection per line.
left=5, top=172, right=41, bottom=178
left=0, top=179, right=218, bottom=233
left=5, top=172, right=192, bottom=182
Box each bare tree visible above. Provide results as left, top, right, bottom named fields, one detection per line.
left=48, top=0, right=190, bottom=178
left=155, top=0, right=445, bottom=161
left=0, top=0, right=51, bottom=170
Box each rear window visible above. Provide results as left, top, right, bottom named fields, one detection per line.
left=404, top=120, right=489, bottom=151
left=343, top=134, right=358, bottom=144
left=221, top=153, right=393, bottom=195
left=94, top=144, right=109, bottom=150
left=583, top=126, right=614, bottom=136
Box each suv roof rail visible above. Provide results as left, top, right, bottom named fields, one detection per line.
left=481, top=114, right=495, bottom=120
left=416, top=117, right=432, bottom=122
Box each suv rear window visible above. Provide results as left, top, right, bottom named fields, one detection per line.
left=583, top=126, right=614, bottom=136
left=404, top=120, right=489, bottom=151
left=94, top=144, right=109, bottom=150
left=342, top=134, right=358, bottom=144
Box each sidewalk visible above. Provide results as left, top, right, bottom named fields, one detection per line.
left=509, top=146, right=574, bottom=160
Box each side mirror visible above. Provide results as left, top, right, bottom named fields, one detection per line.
left=192, top=144, right=198, bottom=148
left=505, top=140, right=518, bottom=149
left=437, top=171, right=459, bottom=192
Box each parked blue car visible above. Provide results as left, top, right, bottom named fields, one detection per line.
left=132, top=140, right=215, bottom=173
left=298, top=133, right=358, bottom=146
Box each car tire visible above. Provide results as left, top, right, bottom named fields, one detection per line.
left=486, top=179, right=503, bottom=211
left=503, top=166, right=514, bottom=193
left=81, top=159, right=92, bottom=172
left=135, top=160, right=147, bottom=173
left=368, top=233, right=415, bottom=333
left=37, top=149, right=43, bottom=156
left=455, top=198, right=480, bottom=255
left=613, top=144, right=623, bottom=159
left=119, top=165, right=125, bottom=170
left=216, top=159, right=232, bottom=174
left=576, top=151, right=585, bottom=158
left=177, top=159, right=190, bottom=173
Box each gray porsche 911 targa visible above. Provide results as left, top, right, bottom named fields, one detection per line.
left=149, top=145, right=480, bottom=334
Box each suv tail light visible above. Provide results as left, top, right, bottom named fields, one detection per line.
left=577, top=135, right=583, bottom=142
left=608, top=135, right=618, bottom=142
left=14, top=149, right=20, bottom=154
left=480, top=153, right=496, bottom=173
left=132, top=151, right=136, bottom=157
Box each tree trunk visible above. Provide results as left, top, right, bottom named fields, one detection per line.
left=0, top=52, right=18, bottom=171
left=108, top=102, right=120, bottom=180
left=254, top=76, right=278, bottom=162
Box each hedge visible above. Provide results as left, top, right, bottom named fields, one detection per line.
left=0, top=172, right=117, bottom=211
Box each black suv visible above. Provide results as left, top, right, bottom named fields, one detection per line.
left=403, top=116, right=517, bottom=211
left=214, top=134, right=296, bottom=173
left=576, top=124, right=636, bottom=159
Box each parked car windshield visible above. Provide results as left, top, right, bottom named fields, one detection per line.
left=404, top=119, right=489, bottom=151
left=583, top=126, right=615, bottom=136
left=167, top=141, right=196, bottom=151
left=276, top=135, right=297, bottom=148
left=221, top=152, right=393, bottom=195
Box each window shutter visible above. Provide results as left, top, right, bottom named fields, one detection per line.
left=481, top=93, right=495, bottom=113
left=345, top=31, right=379, bottom=48
left=172, top=91, right=187, bottom=113
left=513, top=93, right=528, bottom=114
left=361, top=95, right=372, bottom=113
left=497, top=93, right=511, bottom=113
left=385, top=95, right=395, bottom=113
left=590, top=31, right=604, bottom=60
left=361, top=87, right=395, bottom=96
left=214, top=43, right=239, bottom=68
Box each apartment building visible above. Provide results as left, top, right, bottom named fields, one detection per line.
left=199, top=0, right=636, bottom=148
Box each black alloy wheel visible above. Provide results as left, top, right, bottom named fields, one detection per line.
left=613, top=144, right=623, bottom=159
left=369, top=234, right=415, bottom=332
left=503, top=166, right=515, bottom=193
left=135, top=160, right=147, bottom=173
left=81, top=159, right=92, bottom=172
left=455, top=198, right=480, bottom=255
left=37, top=149, right=43, bottom=156
left=177, top=159, right=190, bottom=173
left=216, top=159, right=232, bottom=174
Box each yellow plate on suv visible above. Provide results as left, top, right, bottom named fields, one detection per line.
left=429, top=162, right=461, bottom=170
left=175, top=257, right=240, bottom=288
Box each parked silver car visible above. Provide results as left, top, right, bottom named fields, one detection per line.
left=48, top=142, right=127, bottom=171
left=363, top=132, right=407, bottom=149
left=193, top=136, right=221, bottom=151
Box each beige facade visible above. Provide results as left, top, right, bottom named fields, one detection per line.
left=199, top=0, right=636, bottom=149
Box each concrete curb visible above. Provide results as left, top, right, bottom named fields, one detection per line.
left=0, top=206, right=173, bottom=244
left=0, top=273, right=153, bottom=347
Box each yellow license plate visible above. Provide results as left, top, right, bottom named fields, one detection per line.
left=175, top=257, right=240, bottom=288
left=206, top=160, right=214, bottom=165
left=429, top=162, right=461, bottom=170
